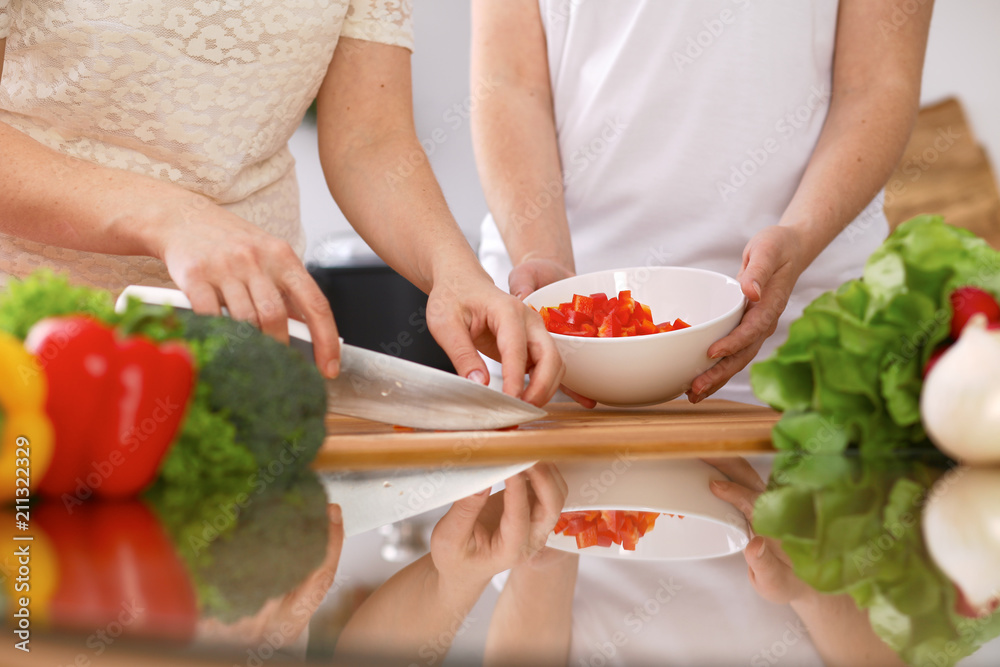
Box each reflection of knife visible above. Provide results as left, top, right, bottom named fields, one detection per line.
left=115, top=286, right=546, bottom=431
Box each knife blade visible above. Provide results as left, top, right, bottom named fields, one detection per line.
left=327, top=343, right=546, bottom=431
left=116, top=285, right=546, bottom=431
left=320, top=460, right=536, bottom=536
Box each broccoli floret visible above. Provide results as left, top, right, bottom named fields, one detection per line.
left=175, top=312, right=327, bottom=490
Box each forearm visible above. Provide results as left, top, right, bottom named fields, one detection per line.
left=0, top=120, right=193, bottom=260
left=471, top=92, right=572, bottom=269
left=484, top=555, right=578, bottom=667
left=471, top=0, right=573, bottom=270
left=321, top=129, right=490, bottom=294
left=779, top=0, right=932, bottom=266
left=317, top=38, right=490, bottom=295
left=791, top=592, right=905, bottom=667
left=335, top=554, right=487, bottom=664
left=778, top=88, right=918, bottom=264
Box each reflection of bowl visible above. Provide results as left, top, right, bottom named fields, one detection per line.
left=523, top=267, right=746, bottom=406
left=547, top=459, right=750, bottom=560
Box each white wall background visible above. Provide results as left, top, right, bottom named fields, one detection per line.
left=294, top=0, right=1000, bottom=265
left=920, top=0, right=1000, bottom=164
left=295, top=1, right=484, bottom=264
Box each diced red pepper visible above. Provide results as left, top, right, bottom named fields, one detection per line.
left=541, top=307, right=568, bottom=327
left=542, top=292, right=689, bottom=338
left=571, top=294, right=595, bottom=319
left=637, top=321, right=658, bottom=336
left=553, top=510, right=661, bottom=551
left=636, top=303, right=653, bottom=324
left=575, top=524, right=599, bottom=549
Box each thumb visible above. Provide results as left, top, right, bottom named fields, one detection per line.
left=508, top=265, right=539, bottom=301
left=440, top=488, right=492, bottom=540
left=744, top=536, right=802, bottom=603
left=739, top=243, right=780, bottom=303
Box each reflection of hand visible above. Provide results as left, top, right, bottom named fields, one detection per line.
left=196, top=504, right=345, bottom=658
left=426, top=275, right=564, bottom=406
left=705, top=458, right=813, bottom=605
left=689, top=226, right=805, bottom=403
left=430, top=463, right=568, bottom=591
left=707, top=458, right=910, bottom=667
left=157, top=199, right=342, bottom=378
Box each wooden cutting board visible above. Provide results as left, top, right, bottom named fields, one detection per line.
left=315, top=400, right=780, bottom=470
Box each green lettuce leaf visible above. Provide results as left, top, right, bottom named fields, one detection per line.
left=751, top=216, right=1000, bottom=455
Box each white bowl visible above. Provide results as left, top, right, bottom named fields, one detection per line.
left=547, top=458, right=750, bottom=561
left=523, top=267, right=746, bottom=406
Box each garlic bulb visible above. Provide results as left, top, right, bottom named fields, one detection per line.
left=920, top=315, right=1000, bottom=464
left=923, top=467, right=1000, bottom=616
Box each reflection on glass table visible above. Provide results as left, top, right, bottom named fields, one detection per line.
left=3, top=452, right=998, bottom=667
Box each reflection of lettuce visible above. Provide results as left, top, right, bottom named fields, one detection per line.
left=752, top=216, right=1000, bottom=454
left=750, top=219, right=1000, bottom=665
left=755, top=454, right=1000, bottom=666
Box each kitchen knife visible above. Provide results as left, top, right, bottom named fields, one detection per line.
left=115, top=285, right=547, bottom=431
left=320, top=460, right=535, bottom=536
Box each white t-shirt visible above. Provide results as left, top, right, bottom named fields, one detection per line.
left=478, top=2, right=932, bottom=664
left=478, top=0, right=889, bottom=405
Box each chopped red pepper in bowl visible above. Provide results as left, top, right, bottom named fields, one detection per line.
left=553, top=510, right=667, bottom=551
left=540, top=291, right=690, bottom=338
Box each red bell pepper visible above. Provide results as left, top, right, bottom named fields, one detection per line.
left=35, top=501, right=198, bottom=642
left=26, top=317, right=195, bottom=498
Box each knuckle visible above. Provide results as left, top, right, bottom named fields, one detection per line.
left=304, top=290, right=333, bottom=318
left=228, top=243, right=258, bottom=267
left=268, top=238, right=297, bottom=261
left=259, top=305, right=286, bottom=328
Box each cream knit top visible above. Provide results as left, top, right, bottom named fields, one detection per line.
left=0, top=0, right=412, bottom=292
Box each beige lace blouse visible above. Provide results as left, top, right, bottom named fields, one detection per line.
left=0, top=0, right=412, bottom=293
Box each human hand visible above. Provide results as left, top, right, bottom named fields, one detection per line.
left=705, top=458, right=814, bottom=605
left=426, top=273, right=564, bottom=406
left=508, top=257, right=575, bottom=301
left=156, top=197, right=342, bottom=378
left=688, top=225, right=806, bottom=403
left=507, top=259, right=597, bottom=409
left=430, top=463, right=568, bottom=592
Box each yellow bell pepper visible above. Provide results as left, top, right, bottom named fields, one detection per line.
left=0, top=509, right=58, bottom=625
left=0, top=332, right=54, bottom=502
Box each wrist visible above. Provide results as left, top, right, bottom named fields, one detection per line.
left=788, top=585, right=830, bottom=617
left=425, top=243, right=493, bottom=295
left=423, top=555, right=491, bottom=611
left=432, top=566, right=492, bottom=614
left=513, top=251, right=575, bottom=275
left=119, top=187, right=213, bottom=262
